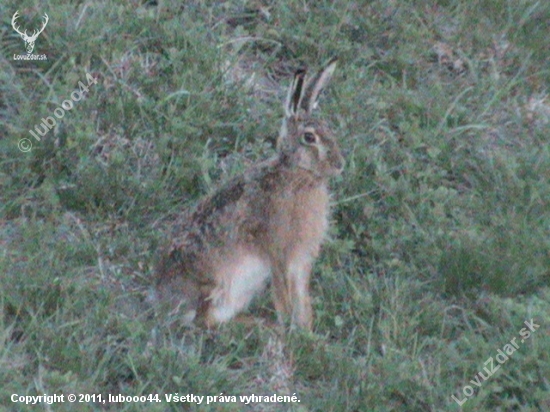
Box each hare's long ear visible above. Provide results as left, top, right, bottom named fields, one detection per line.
left=279, top=69, right=306, bottom=149
left=285, top=68, right=307, bottom=117
left=300, top=57, right=338, bottom=114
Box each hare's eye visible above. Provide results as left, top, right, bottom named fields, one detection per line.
left=302, top=132, right=316, bottom=144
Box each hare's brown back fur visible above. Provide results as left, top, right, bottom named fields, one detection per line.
left=155, top=58, right=342, bottom=329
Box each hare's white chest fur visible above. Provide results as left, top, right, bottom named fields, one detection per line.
left=208, top=252, right=272, bottom=323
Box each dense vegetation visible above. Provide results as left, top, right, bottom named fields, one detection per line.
left=1, top=0, right=549, bottom=410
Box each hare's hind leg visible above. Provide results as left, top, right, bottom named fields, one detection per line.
left=154, top=275, right=201, bottom=327
left=201, top=251, right=271, bottom=327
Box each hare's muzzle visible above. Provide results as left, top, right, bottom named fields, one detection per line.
left=329, top=150, right=345, bottom=176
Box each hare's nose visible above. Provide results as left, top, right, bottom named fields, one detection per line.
left=333, top=155, right=345, bottom=173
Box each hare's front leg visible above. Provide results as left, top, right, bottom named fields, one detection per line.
left=271, top=261, right=292, bottom=325
left=288, top=256, right=314, bottom=330
left=272, top=256, right=314, bottom=330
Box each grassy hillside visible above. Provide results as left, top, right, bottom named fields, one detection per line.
left=1, top=0, right=549, bottom=411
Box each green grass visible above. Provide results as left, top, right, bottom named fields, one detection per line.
left=1, top=0, right=549, bottom=411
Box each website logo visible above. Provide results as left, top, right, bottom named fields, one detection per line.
left=12, top=10, right=48, bottom=60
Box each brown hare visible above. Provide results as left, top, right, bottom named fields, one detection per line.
left=155, top=58, right=343, bottom=330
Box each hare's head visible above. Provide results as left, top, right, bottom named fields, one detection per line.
left=278, top=58, right=344, bottom=178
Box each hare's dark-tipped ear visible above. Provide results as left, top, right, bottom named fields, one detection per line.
left=300, top=57, right=338, bottom=114
left=285, top=68, right=307, bottom=117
